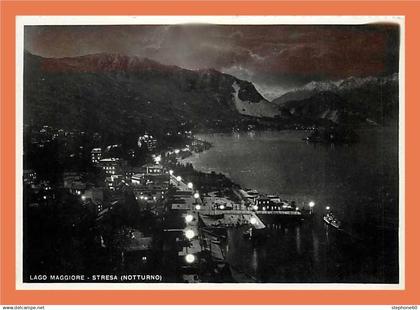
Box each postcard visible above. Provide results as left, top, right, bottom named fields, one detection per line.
left=15, top=15, right=404, bottom=290
left=2, top=2, right=418, bottom=306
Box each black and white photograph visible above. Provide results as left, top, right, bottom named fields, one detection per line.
left=19, top=16, right=402, bottom=286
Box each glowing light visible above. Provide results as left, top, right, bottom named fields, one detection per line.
left=195, top=204, right=201, bottom=210
left=81, top=195, right=86, bottom=201
left=219, top=205, right=225, bottom=210
left=43, top=196, right=47, bottom=200
left=309, top=201, right=315, bottom=208
left=169, top=170, right=174, bottom=175
left=174, top=149, right=180, bottom=154
left=185, top=254, right=195, bottom=263
left=193, top=192, right=200, bottom=199
left=252, top=205, right=258, bottom=211
left=250, top=217, right=257, bottom=225
left=154, top=155, right=161, bottom=163
left=184, top=229, right=195, bottom=239
left=187, top=182, right=193, bottom=189
left=326, top=206, right=331, bottom=211
left=176, top=176, right=182, bottom=182
left=185, top=214, right=193, bottom=223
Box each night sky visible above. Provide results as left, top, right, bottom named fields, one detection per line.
left=25, top=23, right=400, bottom=99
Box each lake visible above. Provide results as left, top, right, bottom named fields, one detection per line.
left=183, top=129, right=400, bottom=283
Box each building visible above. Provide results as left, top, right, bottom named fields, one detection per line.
left=63, top=172, right=82, bottom=189
left=254, top=197, right=276, bottom=211
left=131, top=164, right=167, bottom=184
left=99, top=158, right=121, bottom=175
left=133, top=185, right=167, bottom=202
left=105, top=174, right=124, bottom=190
left=124, top=166, right=145, bottom=181
left=23, top=169, right=37, bottom=185
left=84, top=187, right=104, bottom=202
left=212, top=198, right=234, bottom=210
left=253, top=196, right=293, bottom=211
left=70, top=181, right=87, bottom=196
left=122, top=230, right=155, bottom=267
left=91, top=148, right=102, bottom=164
left=83, top=187, right=104, bottom=214
left=130, top=164, right=168, bottom=202
left=137, top=134, right=157, bottom=151
left=128, top=149, right=136, bottom=159
left=145, top=164, right=164, bottom=175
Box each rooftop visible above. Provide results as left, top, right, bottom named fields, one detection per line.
left=100, top=157, right=120, bottom=162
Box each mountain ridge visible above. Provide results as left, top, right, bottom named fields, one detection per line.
left=23, top=52, right=284, bottom=143
left=273, top=74, right=399, bottom=125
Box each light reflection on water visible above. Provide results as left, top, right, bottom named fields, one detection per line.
left=186, top=129, right=399, bottom=283
left=296, top=226, right=301, bottom=255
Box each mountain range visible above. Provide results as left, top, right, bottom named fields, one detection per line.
left=24, top=51, right=399, bottom=143
left=24, top=52, right=286, bottom=142
left=273, top=74, right=399, bottom=125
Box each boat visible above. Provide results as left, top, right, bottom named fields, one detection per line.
left=323, top=213, right=341, bottom=229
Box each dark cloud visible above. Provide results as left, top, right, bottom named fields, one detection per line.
left=25, top=23, right=400, bottom=99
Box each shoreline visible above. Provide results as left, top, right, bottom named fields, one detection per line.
left=169, top=132, right=307, bottom=210
left=162, top=126, right=399, bottom=219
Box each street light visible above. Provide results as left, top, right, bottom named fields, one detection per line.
left=193, top=192, right=200, bottom=199
left=185, top=254, right=195, bottom=264
left=219, top=205, right=225, bottom=210
left=195, top=204, right=201, bottom=211
left=185, top=214, right=193, bottom=223
left=252, top=205, right=258, bottom=211
left=169, top=170, right=174, bottom=176
left=154, top=155, right=161, bottom=164
left=187, top=182, right=193, bottom=190
left=250, top=217, right=257, bottom=225
left=326, top=206, right=331, bottom=211
left=176, top=176, right=182, bottom=182
left=184, top=229, right=195, bottom=239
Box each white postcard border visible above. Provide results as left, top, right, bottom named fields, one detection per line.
left=15, top=15, right=405, bottom=290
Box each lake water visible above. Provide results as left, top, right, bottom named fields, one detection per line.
left=183, top=129, right=400, bottom=283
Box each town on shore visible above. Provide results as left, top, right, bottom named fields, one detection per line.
left=24, top=124, right=318, bottom=283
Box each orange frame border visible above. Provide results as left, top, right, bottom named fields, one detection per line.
left=1, top=0, right=419, bottom=305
